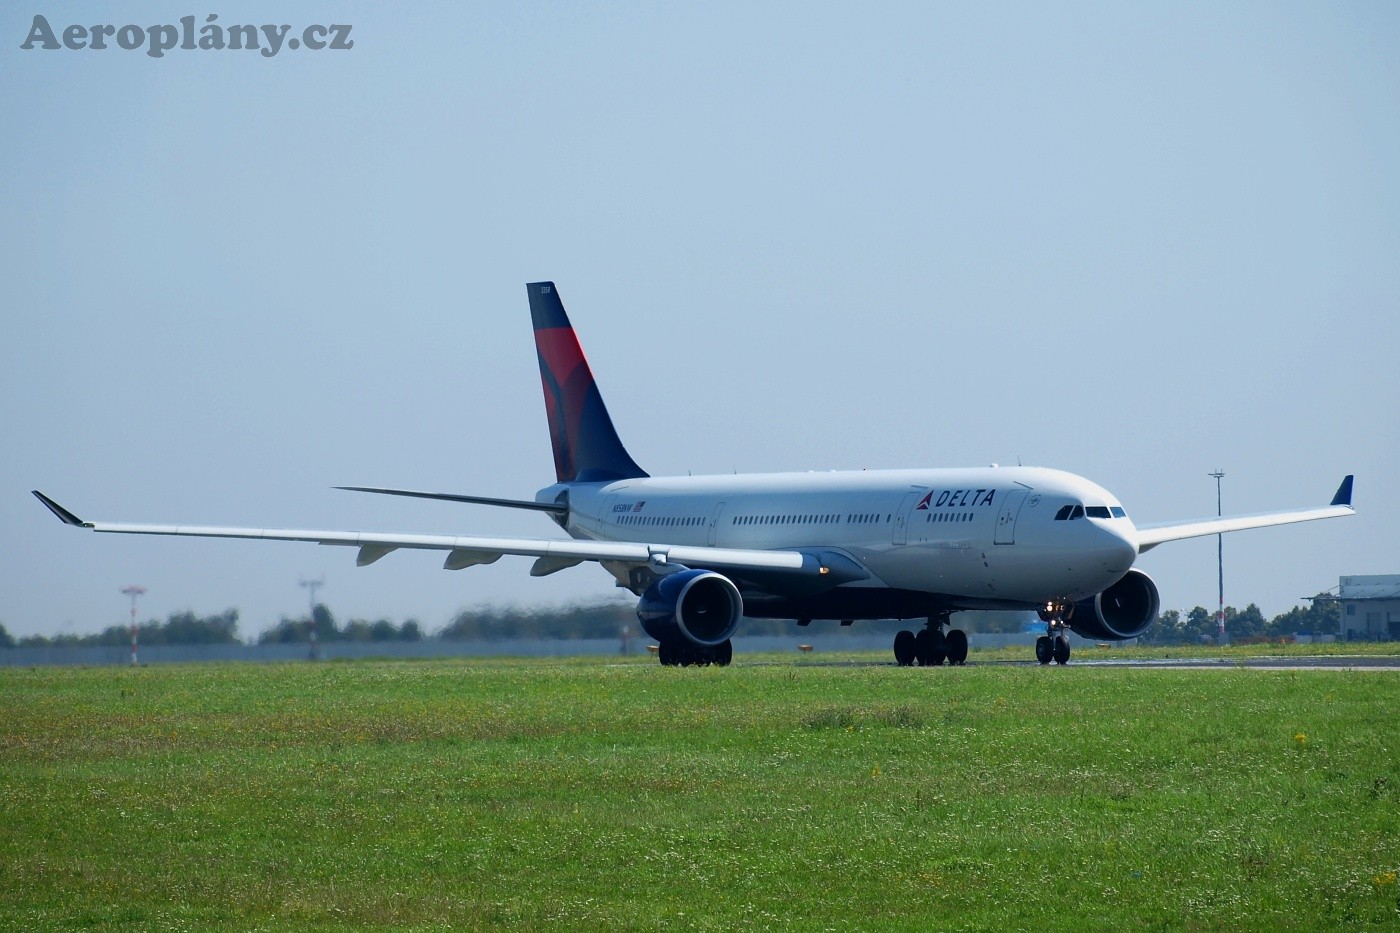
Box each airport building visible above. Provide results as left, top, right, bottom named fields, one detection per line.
left=1336, top=575, right=1400, bottom=640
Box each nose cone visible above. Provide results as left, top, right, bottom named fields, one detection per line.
left=1096, top=522, right=1139, bottom=574
left=1080, top=515, right=1136, bottom=574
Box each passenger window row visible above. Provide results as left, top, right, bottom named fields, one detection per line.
left=618, top=515, right=704, bottom=527
left=726, top=513, right=900, bottom=526
left=733, top=514, right=843, bottom=526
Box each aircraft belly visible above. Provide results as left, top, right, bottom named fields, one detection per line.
left=983, top=545, right=1126, bottom=603
left=863, top=542, right=990, bottom=596
left=868, top=542, right=1127, bottom=604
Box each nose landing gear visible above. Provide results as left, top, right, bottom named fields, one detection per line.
left=1035, top=599, right=1075, bottom=665
left=893, top=613, right=968, bottom=667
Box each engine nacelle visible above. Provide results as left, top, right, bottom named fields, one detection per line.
left=1070, top=569, right=1160, bottom=641
left=637, top=569, right=743, bottom=647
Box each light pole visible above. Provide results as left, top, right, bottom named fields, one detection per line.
left=121, top=585, right=146, bottom=666
left=300, top=577, right=324, bottom=660
left=1209, top=470, right=1226, bottom=645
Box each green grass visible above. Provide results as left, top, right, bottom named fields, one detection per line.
left=2, top=657, right=1398, bottom=931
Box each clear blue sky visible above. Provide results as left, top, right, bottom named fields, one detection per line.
left=3, top=2, right=1396, bottom=639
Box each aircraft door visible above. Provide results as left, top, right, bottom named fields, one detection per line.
left=994, top=490, right=1029, bottom=545
left=707, top=500, right=727, bottom=546
left=892, top=488, right=928, bottom=545
left=605, top=495, right=621, bottom=535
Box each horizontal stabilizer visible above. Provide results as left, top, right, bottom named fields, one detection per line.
left=336, top=486, right=567, bottom=515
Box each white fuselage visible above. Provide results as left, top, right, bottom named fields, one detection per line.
left=541, top=465, right=1140, bottom=610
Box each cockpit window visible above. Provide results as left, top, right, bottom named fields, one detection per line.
left=1056, top=502, right=1127, bottom=521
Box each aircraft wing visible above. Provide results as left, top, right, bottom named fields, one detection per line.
left=30, top=491, right=846, bottom=579
left=1134, top=475, right=1354, bottom=553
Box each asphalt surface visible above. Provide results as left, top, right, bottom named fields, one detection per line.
left=1057, top=654, right=1400, bottom=670
left=768, top=654, right=1400, bottom=670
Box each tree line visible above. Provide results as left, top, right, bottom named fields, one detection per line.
left=0, top=595, right=1342, bottom=649
left=1139, top=596, right=1338, bottom=645
left=257, top=605, right=425, bottom=645
left=0, top=609, right=241, bottom=649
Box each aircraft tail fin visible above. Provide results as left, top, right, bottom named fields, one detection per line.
left=527, top=282, right=648, bottom=484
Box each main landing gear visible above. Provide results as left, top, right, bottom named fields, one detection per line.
left=1035, top=599, right=1074, bottom=666
left=893, top=614, right=968, bottom=667
left=658, top=639, right=733, bottom=667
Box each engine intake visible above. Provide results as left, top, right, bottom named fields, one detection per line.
left=1070, top=569, right=1159, bottom=641
left=637, top=569, right=743, bottom=647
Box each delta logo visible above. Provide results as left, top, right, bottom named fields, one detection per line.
left=915, top=489, right=997, bottom=510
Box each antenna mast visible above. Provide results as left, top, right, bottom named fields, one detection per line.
left=300, top=576, right=324, bottom=660
left=120, top=585, right=146, bottom=666
left=1209, top=470, right=1226, bottom=644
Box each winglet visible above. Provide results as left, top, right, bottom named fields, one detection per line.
left=32, top=491, right=91, bottom=527
left=1330, top=475, right=1355, bottom=508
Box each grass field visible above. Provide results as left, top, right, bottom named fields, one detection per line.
left=3, top=654, right=1398, bottom=931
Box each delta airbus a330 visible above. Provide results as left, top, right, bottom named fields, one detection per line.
left=34, top=282, right=1355, bottom=666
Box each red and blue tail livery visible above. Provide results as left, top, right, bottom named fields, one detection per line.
left=528, top=282, right=647, bottom=484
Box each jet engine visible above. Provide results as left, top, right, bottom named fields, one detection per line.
left=637, top=569, right=744, bottom=647
left=1070, top=569, right=1160, bottom=641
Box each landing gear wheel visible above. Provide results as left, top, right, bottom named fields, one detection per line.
left=893, top=630, right=916, bottom=667
left=914, top=628, right=946, bottom=666
left=1036, top=598, right=1076, bottom=665
left=714, top=639, right=733, bottom=667
left=929, top=628, right=947, bottom=666
left=658, top=642, right=678, bottom=667
left=945, top=629, right=968, bottom=665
